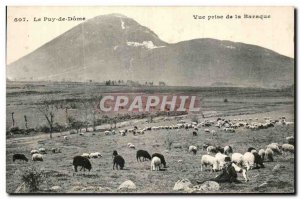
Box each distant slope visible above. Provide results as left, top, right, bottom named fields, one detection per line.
left=7, top=14, right=294, bottom=88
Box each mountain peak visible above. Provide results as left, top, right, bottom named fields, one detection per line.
left=7, top=15, right=293, bottom=88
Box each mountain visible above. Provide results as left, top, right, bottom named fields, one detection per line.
left=7, top=14, right=294, bottom=88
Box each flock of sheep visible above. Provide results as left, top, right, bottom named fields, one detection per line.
left=12, top=115, right=294, bottom=185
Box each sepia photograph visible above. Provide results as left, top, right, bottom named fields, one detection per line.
left=5, top=6, right=295, bottom=194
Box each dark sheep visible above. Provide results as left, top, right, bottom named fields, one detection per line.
left=247, top=147, right=256, bottom=152
left=136, top=150, right=151, bottom=162
left=253, top=153, right=265, bottom=168
left=113, top=150, right=118, bottom=156
left=13, top=154, right=28, bottom=162
left=113, top=155, right=125, bottom=170
left=73, top=156, right=92, bottom=172
left=216, top=146, right=225, bottom=154
left=192, top=131, right=198, bottom=136
left=152, top=153, right=166, bottom=168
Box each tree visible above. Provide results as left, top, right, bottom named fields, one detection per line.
left=24, top=115, right=28, bottom=130
left=37, top=96, right=57, bottom=139
left=67, top=116, right=85, bottom=133
left=11, top=112, right=15, bottom=127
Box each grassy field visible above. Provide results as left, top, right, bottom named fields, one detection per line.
left=6, top=82, right=295, bottom=193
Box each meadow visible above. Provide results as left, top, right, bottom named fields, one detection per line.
left=6, top=81, right=295, bottom=193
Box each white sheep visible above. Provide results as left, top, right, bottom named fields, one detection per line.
left=224, top=145, right=233, bottom=155
left=282, top=144, right=294, bottom=153
left=265, top=148, right=274, bottom=161
left=286, top=136, right=294, bottom=145
left=30, top=149, right=39, bottom=155
left=200, top=155, right=219, bottom=172
left=128, top=144, right=135, bottom=149
left=38, top=148, right=47, bottom=154
left=188, top=145, right=198, bottom=155
left=232, top=163, right=249, bottom=182
left=215, top=152, right=228, bottom=170
left=231, top=153, right=244, bottom=166
left=63, top=136, right=68, bottom=140
left=104, top=130, right=111, bottom=135
left=258, top=149, right=265, bottom=160
left=81, top=153, right=90, bottom=159
left=32, top=154, right=43, bottom=161
left=211, top=130, right=217, bottom=136
left=243, top=152, right=255, bottom=171
left=89, top=152, right=102, bottom=158
left=204, top=129, right=210, bottom=133
left=151, top=156, right=161, bottom=171
left=267, top=143, right=282, bottom=154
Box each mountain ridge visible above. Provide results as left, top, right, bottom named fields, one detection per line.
left=7, top=14, right=294, bottom=88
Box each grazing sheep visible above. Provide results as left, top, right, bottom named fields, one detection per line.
left=211, top=130, right=217, bottom=136
left=247, top=147, right=256, bottom=152
left=204, top=129, right=210, bottom=133
left=151, top=156, right=161, bottom=171
left=232, top=163, right=249, bottom=182
left=207, top=146, right=217, bottom=154
left=265, top=148, right=274, bottom=161
left=152, top=153, right=166, bottom=168
left=32, top=154, right=43, bottom=161
left=81, top=153, right=90, bottom=159
left=286, top=136, right=294, bottom=145
left=104, top=130, right=111, bottom=135
left=73, top=156, right=92, bottom=172
left=243, top=152, right=255, bottom=170
left=224, top=145, right=233, bottom=155
left=282, top=144, right=294, bottom=153
left=128, top=144, right=135, bottom=149
left=251, top=150, right=264, bottom=168
left=188, top=145, right=198, bottom=155
left=136, top=150, right=151, bottom=162
left=113, top=155, right=125, bottom=170
left=30, top=150, right=39, bottom=155
left=215, top=152, right=228, bottom=169
left=51, top=148, right=61, bottom=153
left=258, top=149, right=265, bottom=160
left=113, top=150, right=118, bottom=157
left=231, top=153, right=244, bottom=166
left=13, top=154, right=28, bottom=162
left=63, top=136, right=68, bottom=140
left=38, top=148, right=47, bottom=154
left=79, top=132, right=84, bottom=136
left=200, top=155, right=219, bottom=172
left=89, top=152, right=102, bottom=158
left=267, top=143, right=282, bottom=154
left=192, top=131, right=198, bottom=136
left=120, top=130, right=127, bottom=136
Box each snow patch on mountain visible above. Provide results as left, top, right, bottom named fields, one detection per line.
left=120, top=19, right=125, bottom=30
left=126, top=41, right=165, bottom=49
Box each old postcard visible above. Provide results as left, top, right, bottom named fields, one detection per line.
left=6, top=6, right=295, bottom=194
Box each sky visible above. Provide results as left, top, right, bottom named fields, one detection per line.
left=6, top=6, right=294, bottom=64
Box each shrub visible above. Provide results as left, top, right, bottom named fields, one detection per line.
left=21, top=167, right=45, bottom=192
